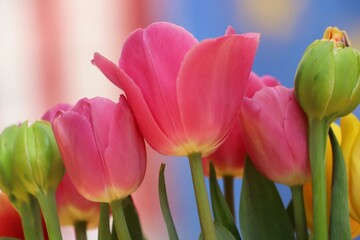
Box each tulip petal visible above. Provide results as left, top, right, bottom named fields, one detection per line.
left=177, top=33, right=259, bottom=155
left=103, top=96, right=147, bottom=200
left=119, top=22, right=198, bottom=146
left=52, top=111, right=110, bottom=202
left=88, top=97, right=116, bottom=157
left=92, top=53, right=177, bottom=155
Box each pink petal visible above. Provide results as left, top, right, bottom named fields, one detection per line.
left=52, top=111, right=111, bottom=202
left=104, top=96, right=147, bottom=199
left=177, top=33, right=259, bottom=155
left=41, top=103, right=72, bottom=122
left=92, top=53, right=177, bottom=155
left=88, top=97, right=117, bottom=157
left=240, top=97, right=294, bottom=184
left=118, top=22, right=198, bottom=147
left=225, top=26, right=236, bottom=35
left=283, top=90, right=310, bottom=183
left=245, top=72, right=280, bottom=98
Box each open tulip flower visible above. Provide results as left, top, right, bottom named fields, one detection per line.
left=92, top=22, right=259, bottom=157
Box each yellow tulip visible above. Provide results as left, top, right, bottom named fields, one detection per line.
left=303, top=123, right=360, bottom=238
left=341, top=114, right=360, bottom=224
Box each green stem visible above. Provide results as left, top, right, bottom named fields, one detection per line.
left=74, top=221, right=87, bottom=240
left=109, top=198, right=131, bottom=240
left=188, top=153, right=216, bottom=240
left=36, top=189, right=63, bottom=240
left=308, top=118, right=328, bottom=240
left=290, top=185, right=309, bottom=240
left=98, top=203, right=111, bottom=240
left=15, top=195, right=44, bottom=240
left=223, top=175, right=235, bottom=219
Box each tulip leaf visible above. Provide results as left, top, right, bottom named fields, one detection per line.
left=199, top=221, right=237, bottom=240
left=0, top=238, right=21, bottom=240
left=123, top=195, right=145, bottom=240
left=239, top=157, right=294, bottom=240
left=209, top=162, right=241, bottom=240
left=329, top=128, right=351, bottom=240
left=158, top=163, right=179, bottom=240
left=286, top=199, right=295, bottom=231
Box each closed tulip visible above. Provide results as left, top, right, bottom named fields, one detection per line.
left=52, top=96, right=147, bottom=239
left=340, top=114, right=360, bottom=224
left=92, top=22, right=259, bottom=157
left=0, top=125, right=29, bottom=203
left=202, top=72, right=280, bottom=177
left=13, top=121, right=64, bottom=196
left=240, top=86, right=310, bottom=186
left=52, top=96, right=146, bottom=203
left=295, top=27, right=360, bottom=122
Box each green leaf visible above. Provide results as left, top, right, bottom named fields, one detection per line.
left=199, top=221, right=237, bottom=240
left=286, top=199, right=295, bottom=231
left=123, top=195, right=145, bottom=240
left=209, top=162, right=241, bottom=240
left=239, top=157, right=294, bottom=240
left=329, top=127, right=351, bottom=240
left=158, top=163, right=179, bottom=240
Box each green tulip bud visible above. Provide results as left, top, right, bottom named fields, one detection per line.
left=295, top=27, right=360, bottom=122
left=0, top=125, right=30, bottom=203
left=13, top=121, right=64, bottom=195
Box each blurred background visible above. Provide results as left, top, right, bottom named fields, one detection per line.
left=0, top=0, right=359, bottom=239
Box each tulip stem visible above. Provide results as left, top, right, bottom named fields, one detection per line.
left=188, top=153, right=216, bottom=240
left=223, top=175, right=235, bottom=218
left=98, top=203, right=111, bottom=240
left=74, top=221, right=87, bottom=240
left=15, top=195, right=44, bottom=240
left=290, top=185, right=308, bottom=240
left=110, top=198, right=131, bottom=240
left=36, top=189, right=63, bottom=240
left=308, top=118, right=328, bottom=240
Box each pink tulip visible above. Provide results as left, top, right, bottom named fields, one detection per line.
left=52, top=96, right=146, bottom=202
left=92, top=22, right=259, bottom=157
left=240, top=86, right=310, bottom=185
left=202, top=72, right=280, bottom=177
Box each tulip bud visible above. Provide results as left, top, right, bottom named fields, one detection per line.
left=0, top=125, right=29, bottom=203
left=13, top=121, right=64, bottom=195
left=295, top=27, right=360, bottom=122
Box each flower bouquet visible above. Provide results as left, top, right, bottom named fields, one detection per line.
left=0, top=22, right=360, bottom=240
